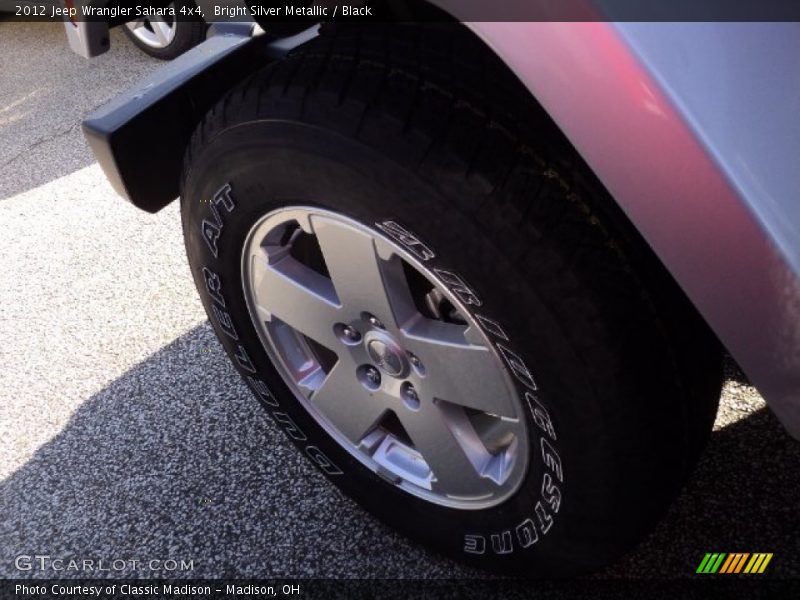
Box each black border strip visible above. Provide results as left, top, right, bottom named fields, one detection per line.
left=3, top=0, right=800, bottom=23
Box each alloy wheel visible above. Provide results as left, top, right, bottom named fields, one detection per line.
left=241, top=207, right=529, bottom=509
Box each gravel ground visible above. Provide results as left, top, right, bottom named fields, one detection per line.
left=0, top=22, right=798, bottom=582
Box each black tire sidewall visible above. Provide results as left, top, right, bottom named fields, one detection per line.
left=181, top=121, right=639, bottom=575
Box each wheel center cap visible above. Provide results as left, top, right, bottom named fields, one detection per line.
left=366, top=336, right=406, bottom=377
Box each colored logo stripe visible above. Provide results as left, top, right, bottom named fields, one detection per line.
left=697, top=553, right=726, bottom=573
left=719, top=553, right=749, bottom=573
left=744, top=553, right=773, bottom=574
left=697, top=553, right=773, bottom=574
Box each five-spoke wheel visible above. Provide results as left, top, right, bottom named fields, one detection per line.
left=241, top=208, right=529, bottom=509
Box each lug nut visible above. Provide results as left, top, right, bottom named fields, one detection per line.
left=358, top=365, right=382, bottom=391
left=366, top=367, right=380, bottom=385
left=335, top=323, right=361, bottom=345
left=408, top=352, right=425, bottom=375
left=364, top=313, right=385, bottom=329
left=401, top=382, right=420, bottom=410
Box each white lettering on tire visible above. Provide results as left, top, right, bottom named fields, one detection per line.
left=464, top=535, right=486, bottom=555
left=374, top=218, right=565, bottom=557
left=375, top=220, right=436, bottom=261
left=198, top=182, right=342, bottom=478
left=201, top=183, right=236, bottom=258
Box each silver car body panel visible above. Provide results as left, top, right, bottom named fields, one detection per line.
left=465, top=21, right=800, bottom=437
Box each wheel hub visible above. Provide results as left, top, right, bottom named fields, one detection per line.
left=365, top=332, right=408, bottom=378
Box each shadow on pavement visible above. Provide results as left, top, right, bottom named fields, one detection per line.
left=0, top=323, right=475, bottom=579
left=607, top=406, right=799, bottom=578
left=0, top=322, right=797, bottom=579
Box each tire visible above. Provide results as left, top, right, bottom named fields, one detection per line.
left=123, top=1, right=205, bottom=60
left=179, top=25, right=722, bottom=576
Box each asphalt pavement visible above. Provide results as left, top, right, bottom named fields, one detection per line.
left=0, top=22, right=798, bottom=581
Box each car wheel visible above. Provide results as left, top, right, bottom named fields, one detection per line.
left=178, top=25, right=722, bottom=575
left=123, top=1, right=205, bottom=60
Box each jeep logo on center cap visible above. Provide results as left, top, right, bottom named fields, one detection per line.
left=367, top=339, right=404, bottom=377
